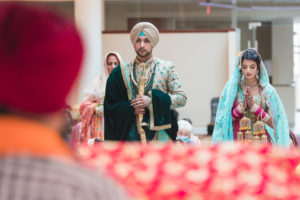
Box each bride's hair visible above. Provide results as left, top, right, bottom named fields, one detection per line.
left=240, top=49, right=262, bottom=73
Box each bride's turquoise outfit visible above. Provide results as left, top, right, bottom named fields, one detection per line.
left=212, top=56, right=290, bottom=147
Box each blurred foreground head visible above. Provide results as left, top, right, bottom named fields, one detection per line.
left=0, top=3, right=83, bottom=114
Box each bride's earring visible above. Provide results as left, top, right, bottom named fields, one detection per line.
left=256, top=72, right=259, bottom=79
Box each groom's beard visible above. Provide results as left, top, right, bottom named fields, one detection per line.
left=136, top=48, right=152, bottom=58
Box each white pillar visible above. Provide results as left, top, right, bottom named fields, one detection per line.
left=74, top=0, right=102, bottom=103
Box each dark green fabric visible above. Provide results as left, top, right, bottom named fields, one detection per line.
left=143, top=89, right=177, bottom=141
left=165, top=110, right=178, bottom=141
left=104, top=65, right=135, bottom=141
left=152, top=89, right=171, bottom=126
left=104, top=66, right=177, bottom=141
left=128, top=124, right=141, bottom=141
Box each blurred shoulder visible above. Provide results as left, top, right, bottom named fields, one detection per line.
left=0, top=156, right=131, bottom=200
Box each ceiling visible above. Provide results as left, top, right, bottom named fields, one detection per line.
left=105, top=0, right=300, bottom=22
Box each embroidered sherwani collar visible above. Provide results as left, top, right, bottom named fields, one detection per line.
left=130, top=56, right=157, bottom=68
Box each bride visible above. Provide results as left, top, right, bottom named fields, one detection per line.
left=212, top=48, right=290, bottom=147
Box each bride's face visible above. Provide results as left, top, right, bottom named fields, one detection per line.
left=241, top=59, right=258, bottom=81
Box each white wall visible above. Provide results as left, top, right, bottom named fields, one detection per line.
left=297, top=75, right=300, bottom=110
left=272, top=20, right=294, bottom=85
left=274, top=86, right=295, bottom=127
left=103, top=31, right=235, bottom=127
left=272, top=19, right=295, bottom=126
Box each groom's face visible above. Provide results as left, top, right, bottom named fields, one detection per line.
left=134, top=36, right=153, bottom=58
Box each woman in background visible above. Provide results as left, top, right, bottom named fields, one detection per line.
left=78, top=52, right=123, bottom=144
left=212, top=48, right=290, bottom=147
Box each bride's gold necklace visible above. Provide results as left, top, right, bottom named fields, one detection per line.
left=241, top=79, right=259, bottom=90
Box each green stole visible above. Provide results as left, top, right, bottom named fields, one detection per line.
left=104, top=63, right=178, bottom=141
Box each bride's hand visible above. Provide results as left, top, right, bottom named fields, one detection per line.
left=245, top=87, right=254, bottom=108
